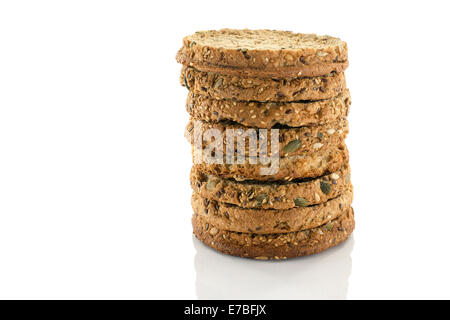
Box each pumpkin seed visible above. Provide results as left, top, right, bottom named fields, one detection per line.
left=283, top=139, right=301, bottom=153
left=325, top=221, right=334, bottom=231
left=294, top=197, right=309, bottom=207
left=320, top=181, right=331, bottom=194
left=255, top=193, right=268, bottom=206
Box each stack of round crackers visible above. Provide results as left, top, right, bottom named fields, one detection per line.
left=177, top=29, right=354, bottom=260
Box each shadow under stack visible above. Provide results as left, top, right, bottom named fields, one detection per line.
left=177, top=29, right=354, bottom=260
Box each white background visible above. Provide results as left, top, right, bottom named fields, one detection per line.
left=0, top=0, right=449, bottom=299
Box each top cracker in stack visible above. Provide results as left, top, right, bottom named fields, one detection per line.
left=177, top=29, right=348, bottom=78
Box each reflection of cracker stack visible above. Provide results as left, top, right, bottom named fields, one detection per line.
left=177, top=29, right=354, bottom=259
left=193, top=235, right=354, bottom=299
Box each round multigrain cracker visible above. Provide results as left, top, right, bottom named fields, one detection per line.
left=192, top=142, right=349, bottom=182
left=191, top=187, right=353, bottom=234
left=190, top=164, right=351, bottom=209
left=186, top=89, right=351, bottom=129
left=181, top=66, right=346, bottom=102
left=192, top=207, right=355, bottom=259
left=176, top=29, right=348, bottom=78
left=185, top=118, right=348, bottom=158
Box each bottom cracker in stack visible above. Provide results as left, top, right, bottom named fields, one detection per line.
left=190, top=165, right=354, bottom=260
left=192, top=202, right=354, bottom=260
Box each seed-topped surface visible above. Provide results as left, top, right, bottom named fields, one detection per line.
left=185, top=29, right=344, bottom=51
